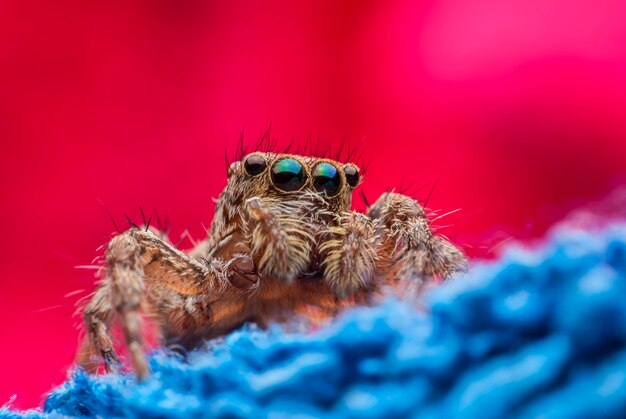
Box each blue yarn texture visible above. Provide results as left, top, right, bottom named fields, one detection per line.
left=3, top=223, right=626, bottom=418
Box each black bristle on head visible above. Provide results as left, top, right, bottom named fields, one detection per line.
left=334, top=134, right=348, bottom=162
left=396, top=178, right=424, bottom=199
left=359, top=155, right=372, bottom=177
left=224, top=129, right=248, bottom=176
left=125, top=214, right=139, bottom=229
left=423, top=173, right=445, bottom=210
left=97, top=198, right=121, bottom=234
left=256, top=124, right=273, bottom=152
left=344, top=138, right=353, bottom=163
left=360, top=191, right=371, bottom=208
left=138, top=206, right=153, bottom=231
left=236, top=128, right=248, bottom=161
left=315, top=135, right=322, bottom=158
left=296, top=143, right=307, bottom=155
left=350, top=143, right=367, bottom=167
left=154, top=209, right=163, bottom=231
left=224, top=147, right=232, bottom=176
left=305, top=134, right=313, bottom=156
left=139, top=206, right=147, bottom=226
left=284, top=134, right=297, bottom=154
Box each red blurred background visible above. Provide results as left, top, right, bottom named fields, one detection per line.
left=2, top=0, right=626, bottom=409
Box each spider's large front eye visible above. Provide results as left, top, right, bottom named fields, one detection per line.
left=312, top=162, right=342, bottom=196
left=244, top=155, right=267, bottom=176
left=270, top=158, right=306, bottom=191
left=343, top=165, right=360, bottom=188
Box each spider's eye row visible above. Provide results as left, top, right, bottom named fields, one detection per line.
left=244, top=155, right=267, bottom=176
left=312, top=162, right=342, bottom=196
left=343, top=165, right=360, bottom=188
left=270, top=158, right=306, bottom=191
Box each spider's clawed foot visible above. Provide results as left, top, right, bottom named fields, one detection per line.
left=101, top=348, right=122, bottom=371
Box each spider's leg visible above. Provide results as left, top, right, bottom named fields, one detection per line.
left=367, top=192, right=468, bottom=285
left=82, top=228, right=254, bottom=379
left=318, top=212, right=377, bottom=297
left=79, top=281, right=120, bottom=373
left=246, top=197, right=314, bottom=283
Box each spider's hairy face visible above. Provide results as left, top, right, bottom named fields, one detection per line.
left=209, top=152, right=366, bottom=288
left=226, top=152, right=362, bottom=215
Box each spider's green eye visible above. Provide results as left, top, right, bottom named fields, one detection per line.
left=270, top=158, right=306, bottom=191
left=244, top=155, right=267, bottom=176
left=343, top=165, right=360, bottom=188
left=312, top=162, right=342, bottom=196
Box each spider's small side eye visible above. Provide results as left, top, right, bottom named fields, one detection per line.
left=270, top=158, right=306, bottom=191
left=343, top=165, right=360, bottom=188
left=244, top=155, right=267, bottom=176
left=312, top=162, right=342, bottom=196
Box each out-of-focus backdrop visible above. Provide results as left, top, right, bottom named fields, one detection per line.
left=1, top=0, right=626, bottom=409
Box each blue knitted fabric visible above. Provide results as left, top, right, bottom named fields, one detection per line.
left=3, top=223, right=626, bottom=418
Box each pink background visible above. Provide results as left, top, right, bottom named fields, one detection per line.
left=2, top=0, right=626, bottom=409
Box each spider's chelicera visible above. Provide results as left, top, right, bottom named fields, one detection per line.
left=78, top=151, right=468, bottom=379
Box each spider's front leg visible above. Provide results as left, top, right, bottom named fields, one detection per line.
left=367, top=192, right=468, bottom=286
left=80, top=227, right=254, bottom=379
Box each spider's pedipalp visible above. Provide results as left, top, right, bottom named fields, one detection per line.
left=319, top=212, right=377, bottom=296
left=246, top=197, right=314, bottom=284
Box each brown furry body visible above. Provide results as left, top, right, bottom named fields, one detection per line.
left=78, top=152, right=468, bottom=379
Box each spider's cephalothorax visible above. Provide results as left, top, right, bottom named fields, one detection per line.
left=78, top=152, right=468, bottom=379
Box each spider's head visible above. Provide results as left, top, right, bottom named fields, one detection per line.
left=226, top=152, right=362, bottom=213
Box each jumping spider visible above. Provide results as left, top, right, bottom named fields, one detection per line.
left=78, top=151, right=468, bottom=379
